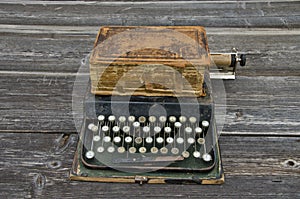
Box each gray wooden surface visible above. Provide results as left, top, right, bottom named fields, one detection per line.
left=0, top=0, right=299, bottom=198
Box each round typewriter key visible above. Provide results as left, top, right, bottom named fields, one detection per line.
left=135, top=137, right=143, bottom=145
left=156, top=137, right=164, bottom=144
left=112, top=126, right=120, bottom=133
left=97, top=115, right=105, bottom=122
left=160, top=147, right=168, bottom=154
left=128, top=116, right=135, bottom=123
left=149, top=116, right=156, bottom=123
left=91, top=125, right=98, bottom=132
left=151, top=147, right=158, bottom=154
left=195, top=127, right=202, bottom=134
left=118, top=116, right=126, bottom=123
left=113, top=136, right=121, bottom=144
left=184, top=127, right=192, bottom=134
left=166, top=137, right=174, bottom=144
left=108, top=115, right=116, bottom=122
left=193, top=151, right=201, bottom=158
left=97, top=146, right=105, bottom=153
left=197, top=138, right=205, bottom=145
left=187, top=137, right=195, bottom=144
left=171, top=148, right=179, bottom=155
left=93, top=135, right=101, bottom=142
left=174, top=122, right=182, bottom=128
left=133, top=121, right=140, bottom=128
left=125, top=136, right=132, bottom=143
left=202, top=153, right=212, bottom=162
left=122, top=126, right=130, bottom=133
left=107, top=146, right=115, bottom=153
left=145, top=136, right=153, bottom=144
left=159, top=116, right=167, bottom=123
left=179, top=116, right=187, bottom=123
left=176, top=137, right=184, bottom=144
left=164, top=126, right=171, bottom=134
left=143, top=126, right=150, bottom=133
left=129, top=147, right=136, bottom=154
left=202, top=120, right=209, bottom=128
left=117, top=146, right=126, bottom=153
left=101, top=125, right=109, bottom=133
left=182, top=151, right=190, bottom=158
left=139, top=147, right=147, bottom=154
left=88, top=123, right=95, bottom=130
left=85, top=150, right=95, bottom=159
left=189, top=116, right=197, bottom=124
left=138, top=116, right=146, bottom=124
left=103, top=136, right=111, bottom=143
left=154, top=126, right=161, bottom=134
left=169, top=116, right=176, bottom=123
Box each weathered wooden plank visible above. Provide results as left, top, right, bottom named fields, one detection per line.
left=0, top=25, right=299, bottom=74
left=0, top=1, right=299, bottom=27
left=0, top=133, right=299, bottom=198
left=0, top=74, right=299, bottom=135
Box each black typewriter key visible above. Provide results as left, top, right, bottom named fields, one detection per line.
left=85, top=150, right=95, bottom=159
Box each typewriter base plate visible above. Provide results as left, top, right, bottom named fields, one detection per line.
left=70, top=130, right=224, bottom=185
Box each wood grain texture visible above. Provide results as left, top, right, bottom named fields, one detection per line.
left=0, top=133, right=299, bottom=198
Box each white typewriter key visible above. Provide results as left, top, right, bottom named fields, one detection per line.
left=133, top=121, right=140, bottom=128
left=169, top=116, right=176, bottom=123
left=182, top=151, right=190, bottom=158
left=145, top=137, right=153, bottom=144
left=171, top=148, right=179, bottom=155
left=156, top=137, right=164, bottom=144
left=125, top=136, right=132, bottom=143
left=164, top=126, right=172, bottom=134
left=117, top=147, right=125, bottom=154
left=138, top=116, right=146, bottom=123
left=166, top=137, right=174, bottom=144
left=118, top=116, right=126, bottom=123
left=160, top=147, right=168, bottom=154
left=149, top=116, right=156, bottom=123
left=197, top=138, right=205, bottom=145
left=88, top=123, right=95, bottom=130
left=108, top=115, right=116, bottom=122
left=151, top=147, right=158, bottom=154
left=193, top=151, right=201, bottom=158
left=113, top=136, right=121, bottom=144
left=97, top=146, right=105, bottom=153
left=91, top=125, right=98, bottom=132
left=179, top=116, right=187, bottom=123
left=202, top=153, right=212, bottom=162
left=85, top=150, right=95, bottom=159
left=159, top=116, right=167, bottom=123
left=107, top=146, right=115, bottom=153
left=176, top=137, right=184, bottom=144
left=122, top=126, right=130, bottom=133
left=139, top=147, right=147, bottom=153
left=112, top=126, right=120, bottom=133
left=184, top=127, right=192, bottom=134
left=101, top=125, right=109, bottom=133
left=128, top=116, right=135, bottom=123
left=189, top=116, right=197, bottom=124
left=143, top=126, right=150, bottom=133
left=129, top=147, right=136, bottom=154
left=154, top=126, right=161, bottom=134
left=195, top=127, right=202, bottom=134
left=93, top=135, right=101, bottom=142
left=187, top=137, right=195, bottom=144
left=97, top=115, right=105, bottom=122
left=174, top=122, right=182, bottom=128
left=202, top=120, right=209, bottom=128
left=135, top=137, right=143, bottom=144
left=103, top=136, right=111, bottom=143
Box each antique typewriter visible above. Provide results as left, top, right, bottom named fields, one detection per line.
left=70, top=26, right=246, bottom=184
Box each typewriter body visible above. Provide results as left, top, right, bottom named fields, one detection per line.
left=71, top=26, right=246, bottom=184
